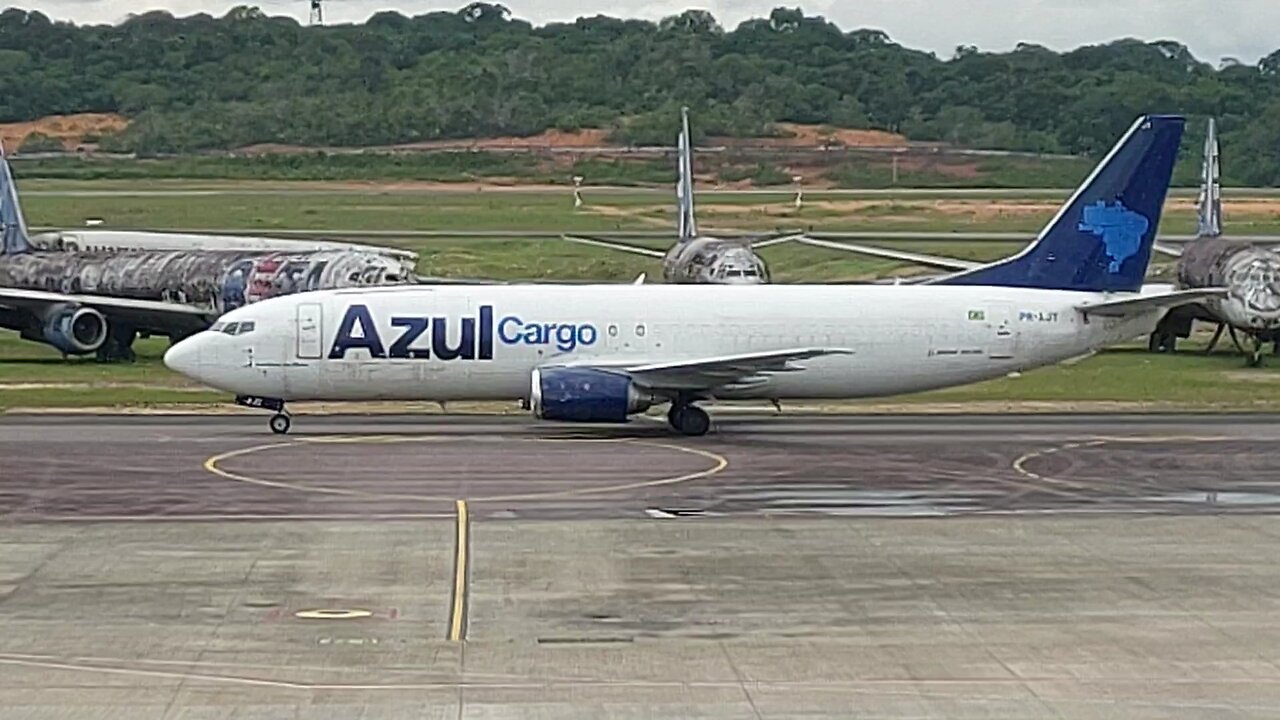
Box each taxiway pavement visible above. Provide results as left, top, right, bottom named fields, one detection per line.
left=2, top=413, right=1279, bottom=718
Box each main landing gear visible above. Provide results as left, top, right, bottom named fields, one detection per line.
left=235, top=395, right=291, bottom=434
left=667, top=401, right=711, bottom=436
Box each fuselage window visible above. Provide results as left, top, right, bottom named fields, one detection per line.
left=635, top=324, right=646, bottom=337
left=608, top=324, right=619, bottom=337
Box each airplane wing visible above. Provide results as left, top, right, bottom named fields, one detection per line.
left=560, top=234, right=667, bottom=258
left=795, top=237, right=982, bottom=271
left=1073, top=288, right=1228, bottom=317
left=0, top=287, right=214, bottom=333
left=414, top=275, right=507, bottom=285
left=749, top=232, right=806, bottom=249
left=577, top=347, right=853, bottom=392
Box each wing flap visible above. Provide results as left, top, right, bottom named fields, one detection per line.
left=1074, top=288, right=1227, bottom=317
left=620, top=347, right=852, bottom=391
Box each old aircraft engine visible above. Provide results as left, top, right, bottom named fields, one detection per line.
left=1178, top=238, right=1280, bottom=330
left=529, top=367, right=655, bottom=423
left=39, top=304, right=108, bottom=355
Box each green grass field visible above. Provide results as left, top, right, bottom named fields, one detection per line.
left=3, top=184, right=1280, bottom=411
left=21, top=189, right=1280, bottom=237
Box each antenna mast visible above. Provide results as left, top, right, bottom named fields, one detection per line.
left=309, top=0, right=323, bottom=26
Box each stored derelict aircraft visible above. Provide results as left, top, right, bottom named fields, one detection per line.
left=1147, top=119, right=1280, bottom=364
left=561, top=107, right=799, bottom=284
left=0, top=152, right=417, bottom=361
left=164, top=115, right=1223, bottom=436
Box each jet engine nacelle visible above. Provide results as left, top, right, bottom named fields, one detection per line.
left=41, top=304, right=108, bottom=355
left=529, top=367, right=654, bottom=423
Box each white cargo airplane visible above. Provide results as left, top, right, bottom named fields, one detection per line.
left=165, top=115, right=1222, bottom=436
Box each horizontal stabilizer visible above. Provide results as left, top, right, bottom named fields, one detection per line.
left=797, top=237, right=981, bottom=271
left=1074, top=288, right=1227, bottom=317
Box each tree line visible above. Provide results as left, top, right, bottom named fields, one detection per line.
left=0, top=4, right=1278, bottom=184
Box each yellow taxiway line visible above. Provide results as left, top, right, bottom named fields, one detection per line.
left=448, top=499, right=470, bottom=642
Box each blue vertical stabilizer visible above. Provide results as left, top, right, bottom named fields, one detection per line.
left=935, top=115, right=1184, bottom=293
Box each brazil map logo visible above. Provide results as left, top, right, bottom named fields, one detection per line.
left=1077, top=200, right=1149, bottom=273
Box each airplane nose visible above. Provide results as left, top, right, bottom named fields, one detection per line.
left=163, top=335, right=201, bottom=379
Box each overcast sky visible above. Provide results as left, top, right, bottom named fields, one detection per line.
left=21, top=0, right=1280, bottom=65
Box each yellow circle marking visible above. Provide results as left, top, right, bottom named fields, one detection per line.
left=203, top=435, right=728, bottom=503
left=294, top=609, right=373, bottom=620
left=1012, top=434, right=1237, bottom=490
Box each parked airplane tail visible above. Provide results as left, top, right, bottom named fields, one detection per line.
left=676, top=106, right=697, bottom=242
left=1196, top=118, right=1222, bottom=238
left=0, top=145, right=33, bottom=256
left=934, top=115, right=1184, bottom=293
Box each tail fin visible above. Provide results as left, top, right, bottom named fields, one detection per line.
left=1196, top=118, right=1222, bottom=238
left=676, top=106, right=697, bottom=241
left=935, top=115, right=1184, bottom=293
left=0, top=145, right=32, bottom=255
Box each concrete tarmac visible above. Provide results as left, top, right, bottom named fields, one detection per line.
left=2, top=413, right=1280, bottom=718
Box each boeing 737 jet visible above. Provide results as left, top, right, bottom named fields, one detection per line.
left=561, top=108, right=799, bottom=284
left=165, top=115, right=1220, bottom=436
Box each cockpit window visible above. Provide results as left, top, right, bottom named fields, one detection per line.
left=209, top=321, right=226, bottom=332
left=236, top=321, right=256, bottom=335
left=221, top=322, right=240, bottom=335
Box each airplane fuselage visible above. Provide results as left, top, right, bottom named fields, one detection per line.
left=1176, top=234, right=1280, bottom=333
left=169, top=284, right=1159, bottom=403
left=663, top=237, right=769, bottom=284
left=0, top=249, right=414, bottom=315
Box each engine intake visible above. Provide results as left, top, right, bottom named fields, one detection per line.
left=42, top=305, right=108, bottom=355
left=530, top=367, right=653, bottom=423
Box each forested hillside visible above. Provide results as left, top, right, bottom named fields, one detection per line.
left=1, top=4, right=1278, bottom=183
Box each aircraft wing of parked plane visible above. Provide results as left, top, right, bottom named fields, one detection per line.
left=794, top=236, right=982, bottom=271
left=0, top=286, right=214, bottom=345
left=561, top=231, right=805, bottom=259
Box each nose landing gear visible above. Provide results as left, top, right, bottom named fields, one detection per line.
left=235, top=395, right=292, bottom=434
left=269, top=413, right=292, bottom=435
